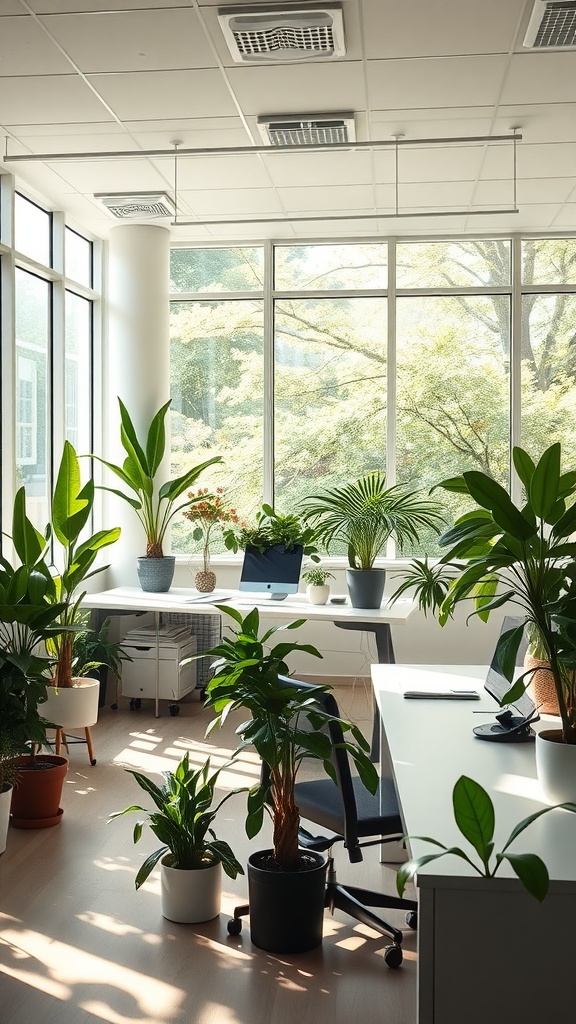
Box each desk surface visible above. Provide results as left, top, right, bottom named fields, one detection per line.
left=83, top=586, right=416, bottom=625
left=372, top=663, right=576, bottom=891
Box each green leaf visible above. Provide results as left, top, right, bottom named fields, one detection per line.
left=500, top=853, right=549, bottom=902
left=144, top=399, right=171, bottom=477
left=512, top=447, right=535, bottom=492
left=435, top=475, right=470, bottom=494
left=118, top=398, right=150, bottom=476
left=452, top=776, right=494, bottom=863
left=529, top=443, right=560, bottom=521
left=462, top=471, right=536, bottom=541
left=396, top=847, right=469, bottom=896
left=494, top=624, right=525, bottom=682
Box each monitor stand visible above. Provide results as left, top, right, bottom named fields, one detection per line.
left=270, top=593, right=288, bottom=601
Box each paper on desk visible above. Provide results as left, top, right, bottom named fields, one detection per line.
left=388, top=665, right=483, bottom=695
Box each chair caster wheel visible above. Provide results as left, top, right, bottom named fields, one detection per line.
left=406, top=910, right=418, bottom=930
left=90, top=759, right=97, bottom=766
left=169, top=704, right=180, bottom=716
left=111, top=703, right=118, bottom=711
left=129, top=699, right=142, bottom=710
left=384, top=944, right=403, bottom=968
left=227, top=918, right=242, bottom=936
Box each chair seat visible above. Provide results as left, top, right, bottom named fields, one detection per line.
left=294, top=775, right=403, bottom=839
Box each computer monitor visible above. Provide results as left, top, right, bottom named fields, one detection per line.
left=239, top=543, right=303, bottom=600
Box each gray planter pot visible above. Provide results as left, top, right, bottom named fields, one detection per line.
left=137, top=555, right=175, bottom=593
left=345, top=568, right=386, bottom=609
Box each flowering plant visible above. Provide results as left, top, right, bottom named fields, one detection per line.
left=183, top=488, right=241, bottom=572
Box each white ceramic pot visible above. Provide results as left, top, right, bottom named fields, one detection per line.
left=306, top=583, right=330, bottom=606
left=0, top=784, right=12, bottom=854
left=535, top=729, right=576, bottom=804
left=43, top=677, right=100, bottom=729
left=160, top=857, right=222, bottom=923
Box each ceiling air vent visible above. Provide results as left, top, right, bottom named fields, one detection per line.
left=523, top=0, right=576, bottom=47
left=257, top=112, right=355, bottom=146
left=218, top=3, right=345, bottom=63
left=95, top=192, right=176, bottom=219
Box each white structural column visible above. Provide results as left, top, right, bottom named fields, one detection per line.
left=105, top=223, right=171, bottom=586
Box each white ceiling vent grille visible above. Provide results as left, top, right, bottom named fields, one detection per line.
left=257, top=112, right=355, bottom=146
left=95, top=192, right=176, bottom=219
left=524, top=0, right=576, bottom=47
left=218, top=4, right=345, bottom=63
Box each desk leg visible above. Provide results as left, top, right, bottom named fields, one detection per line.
left=154, top=611, right=160, bottom=719
left=333, top=621, right=395, bottom=761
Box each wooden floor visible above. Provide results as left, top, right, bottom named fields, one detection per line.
left=0, top=683, right=417, bottom=1024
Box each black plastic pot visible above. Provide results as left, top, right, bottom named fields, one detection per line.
left=247, top=849, right=327, bottom=954
left=346, top=567, right=386, bottom=609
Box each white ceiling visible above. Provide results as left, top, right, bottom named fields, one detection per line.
left=1, top=0, right=576, bottom=242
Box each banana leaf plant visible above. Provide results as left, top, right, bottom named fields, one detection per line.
left=397, top=775, right=576, bottom=902
left=89, top=398, right=222, bottom=558
left=394, top=443, right=576, bottom=744
left=204, top=606, right=378, bottom=870
left=45, top=441, right=121, bottom=689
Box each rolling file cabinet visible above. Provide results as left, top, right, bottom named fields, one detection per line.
left=121, top=625, right=197, bottom=713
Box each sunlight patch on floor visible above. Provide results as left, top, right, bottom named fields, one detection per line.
left=0, top=926, right=185, bottom=1021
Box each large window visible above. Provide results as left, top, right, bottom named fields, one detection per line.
left=170, top=237, right=576, bottom=559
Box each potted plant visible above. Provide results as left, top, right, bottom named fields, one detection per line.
left=183, top=486, right=242, bottom=593
left=90, top=398, right=222, bottom=592
left=301, top=565, right=335, bottom=606
left=0, top=489, right=73, bottom=828
left=204, top=605, right=378, bottom=953
left=108, top=752, right=245, bottom=923
left=223, top=502, right=319, bottom=559
left=299, top=471, right=445, bottom=608
left=42, top=441, right=121, bottom=735
left=396, top=774, right=576, bottom=903
left=393, top=442, right=576, bottom=803
left=0, top=653, right=48, bottom=851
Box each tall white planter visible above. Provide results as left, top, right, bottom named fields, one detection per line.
left=535, top=729, right=576, bottom=804
left=160, top=857, right=222, bottom=923
left=0, top=784, right=12, bottom=854
left=43, top=678, right=100, bottom=729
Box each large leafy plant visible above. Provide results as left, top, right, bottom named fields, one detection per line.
left=403, top=443, right=576, bottom=744
left=397, top=775, right=576, bottom=902
left=90, top=398, right=222, bottom=558
left=204, top=606, right=378, bottom=870
left=299, top=471, right=445, bottom=568
left=108, top=753, right=244, bottom=887
left=223, top=503, right=319, bottom=560
left=46, top=441, right=121, bottom=688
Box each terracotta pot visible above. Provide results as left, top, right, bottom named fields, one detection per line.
left=10, top=754, right=69, bottom=829
left=0, top=784, right=12, bottom=854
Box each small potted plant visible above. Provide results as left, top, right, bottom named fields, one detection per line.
left=183, top=486, right=242, bottom=593
left=301, top=565, right=335, bottom=605
left=299, top=471, right=445, bottom=609
left=108, top=752, right=245, bottom=923
left=90, top=398, right=222, bottom=592
left=204, top=605, right=378, bottom=953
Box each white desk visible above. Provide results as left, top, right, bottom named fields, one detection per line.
left=83, top=587, right=416, bottom=717
left=372, top=663, right=576, bottom=1024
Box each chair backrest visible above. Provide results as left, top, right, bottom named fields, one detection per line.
left=277, top=675, right=363, bottom=851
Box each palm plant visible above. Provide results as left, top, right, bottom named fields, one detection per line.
left=90, top=398, right=222, bottom=558
left=204, top=606, right=378, bottom=870
left=299, top=471, right=445, bottom=567
left=109, top=752, right=244, bottom=887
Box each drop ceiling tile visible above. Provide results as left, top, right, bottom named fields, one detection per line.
left=29, top=0, right=178, bottom=10
left=6, top=121, right=124, bottom=138
left=225, top=62, right=367, bottom=116
left=370, top=111, right=495, bottom=141
left=45, top=158, right=169, bottom=192
left=475, top=177, right=573, bottom=205
left=126, top=121, right=252, bottom=151
left=263, top=150, right=374, bottom=188
left=494, top=105, right=576, bottom=145
left=279, top=184, right=375, bottom=213
left=87, top=69, right=238, bottom=121
left=0, top=16, right=73, bottom=75
left=367, top=55, right=509, bottom=110
left=0, top=76, right=111, bottom=125
left=5, top=132, right=140, bottom=156
left=363, top=0, right=523, bottom=58
left=513, top=143, right=576, bottom=178
left=550, top=205, right=576, bottom=229
left=502, top=53, right=576, bottom=105
left=44, top=9, right=216, bottom=74
left=0, top=2, right=26, bottom=12
left=375, top=145, right=484, bottom=184
left=156, top=154, right=273, bottom=190
left=179, top=188, right=284, bottom=216
left=394, top=180, right=476, bottom=208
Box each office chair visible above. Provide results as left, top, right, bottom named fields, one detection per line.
left=227, top=677, right=417, bottom=968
